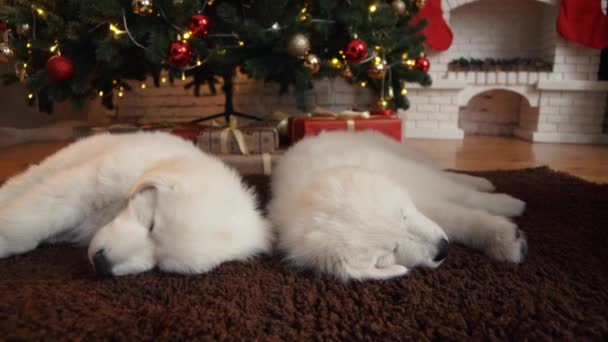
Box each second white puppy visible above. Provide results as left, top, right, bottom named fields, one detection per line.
left=268, top=131, right=527, bottom=281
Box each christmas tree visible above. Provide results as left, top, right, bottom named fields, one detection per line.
left=0, top=0, right=431, bottom=117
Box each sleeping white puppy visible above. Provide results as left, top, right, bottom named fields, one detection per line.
left=268, top=131, right=527, bottom=281
left=0, top=132, right=271, bottom=276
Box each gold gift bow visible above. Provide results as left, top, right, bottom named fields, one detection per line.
left=219, top=117, right=250, bottom=155
left=310, top=107, right=371, bottom=119
left=310, top=107, right=371, bottom=131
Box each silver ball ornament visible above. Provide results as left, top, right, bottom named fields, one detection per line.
left=287, top=34, right=310, bottom=57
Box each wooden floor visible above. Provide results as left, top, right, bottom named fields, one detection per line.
left=0, top=136, right=607, bottom=183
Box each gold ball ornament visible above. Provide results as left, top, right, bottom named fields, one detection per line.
left=341, top=65, right=353, bottom=79
left=16, top=23, right=31, bottom=37
left=287, top=34, right=310, bottom=57
left=0, top=42, right=13, bottom=61
left=376, top=98, right=390, bottom=110
left=132, top=0, right=154, bottom=16
left=367, top=58, right=388, bottom=79
left=303, top=54, right=321, bottom=75
left=391, top=0, right=408, bottom=17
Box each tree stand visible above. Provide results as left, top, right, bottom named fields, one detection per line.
left=190, top=71, right=261, bottom=124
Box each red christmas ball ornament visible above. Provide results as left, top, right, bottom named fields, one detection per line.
left=46, top=55, right=75, bottom=82
left=415, top=56, right=430, bottom=72
left=344, top=38, right=368, bottom=64
left=167, top=41, right=193, bottom=68
left=187, top=13, right=211, bottom=39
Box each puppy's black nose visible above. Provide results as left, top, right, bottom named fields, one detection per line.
left=433, top=238, right=449, bottom=262
left=93, top=249, right=113, bottom=278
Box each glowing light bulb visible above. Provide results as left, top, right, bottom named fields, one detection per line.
left=360, top=81, right=367, bottom=87
left=161, top=77, right=167, bottom=83
left=141, top=83, right=146, bottom=89
left=27, top=93, right=34, bottom=99
left=369, top=4, right=378, bottom=13
left=109, top=24, right=125, bottom=37
left=99, top=91, right=104, bottom=97
left=401, top=88, right=408, bottom=95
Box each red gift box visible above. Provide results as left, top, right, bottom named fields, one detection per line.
left=290, top=115, right=402, bottom=144
left=170, top=127, right=201, bottom=143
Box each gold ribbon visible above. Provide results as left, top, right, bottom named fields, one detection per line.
left=346, top=119, right=355, bottom=131
left=310, top=107, right=371, bottom=119
left=310, top=107, right=370, bottom=132
left=262, top=153, right=272, bottom=176
left=219, top=117, right=249, bottom=155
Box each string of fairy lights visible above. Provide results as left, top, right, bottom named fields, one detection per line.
left=0, top=0, right=430, bottom=109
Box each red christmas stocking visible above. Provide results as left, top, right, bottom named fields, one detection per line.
left=412, top=0, right=453, bottom=51
left=557, top=0, right=608, bottom=49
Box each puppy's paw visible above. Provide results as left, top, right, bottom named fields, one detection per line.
left=471, top=177, right=496, bottom=192
left=485, top=219, right=528, bottom=264
left=485, top=194, right=526, bottom=217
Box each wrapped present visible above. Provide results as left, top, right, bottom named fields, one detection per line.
left=197, top=119, right=279, bottom=155
left=218, top=152, right=283, bottom=176
left=289, top=108, right=402, bottom=143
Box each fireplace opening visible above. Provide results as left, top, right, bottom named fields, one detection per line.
left=459, top=89, right=537, bottom=137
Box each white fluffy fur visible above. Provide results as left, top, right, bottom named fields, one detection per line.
left=268, top=131, right=528, bottom=281
left=0, top=132, right=271, bottom=276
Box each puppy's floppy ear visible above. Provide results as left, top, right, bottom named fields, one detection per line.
left=129, top=180, right=158, bottom=199
left=127, top=180, right=160, bottom=230
left=129, top=169, right=177, bottom=199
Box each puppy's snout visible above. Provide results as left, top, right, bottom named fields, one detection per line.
left=433, top=238, right=449, bottom=262
left=93, top=249, right=113, bottom=278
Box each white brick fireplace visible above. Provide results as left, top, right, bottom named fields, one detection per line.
left=405, top=0, right=608, bottom=143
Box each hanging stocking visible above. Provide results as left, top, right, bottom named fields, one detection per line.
left=557, top=0, right=608, bottom=49
left=411, top=0, right=453, bottom=51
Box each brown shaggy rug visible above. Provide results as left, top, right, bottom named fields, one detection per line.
left=0, top=167, right=606, bottom=340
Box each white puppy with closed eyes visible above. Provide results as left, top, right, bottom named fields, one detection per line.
left=0, top=132, right=271, bottom=276
left=268, top=131, right=527, bottom=281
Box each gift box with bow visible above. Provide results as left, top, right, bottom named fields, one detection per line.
left=197, top=118, right=279, bottom=155
left=289, top=107, right=402, bottom=144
